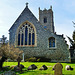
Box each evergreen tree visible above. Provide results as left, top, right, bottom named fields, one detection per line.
left=73, top=31, right=75, bottom=43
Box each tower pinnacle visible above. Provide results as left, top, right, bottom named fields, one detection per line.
left=50, top=6, right=52, bottom=9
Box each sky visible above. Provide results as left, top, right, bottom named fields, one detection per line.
left=0, top=0, right=75, bottom=45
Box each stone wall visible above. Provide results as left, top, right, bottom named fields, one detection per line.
left=39, top=7, right=54, bottom=33
left=9, top=5, right=70, bottom=62
left=17, top=31, right=70, bottom=62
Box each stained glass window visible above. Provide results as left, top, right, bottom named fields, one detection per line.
left=29, top=33, right=31, bottom=45
left=25, top=26, right=28, bottom=45
left=49, top=37, right=55, bottom=48
left=17, top=22, right=35, bottom=46
left=32, top=33, right=35, bottom=45
left=18, top=34, right=20, bottom=45
left=21, top=33, right=24, bottom=45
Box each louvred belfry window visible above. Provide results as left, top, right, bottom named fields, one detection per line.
left=44, top=17, right=47, bottom=23
left=17, top=22, right=35, bottom=46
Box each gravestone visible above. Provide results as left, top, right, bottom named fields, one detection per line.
left=28, top=64, right=37, bottom=70
left=53, top=63, right=63, bottom=75
left=14, top=57, right=22, bottom=72
left=21, top=53, right=24, bottom=62
left=65, top=65, right=73, bottom=70
left=17, top=57, right=22, bottom=67
left=39, top=65, right=48, bottom=70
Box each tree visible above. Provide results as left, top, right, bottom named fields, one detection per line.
left=0, top=44, right=23, bottom=69
left=1, top=35, right=7, bottom=45
left=67, top=22, right=75, bottom=49
left=0, top=35, right=23, bottom=69
left=67, top=22, right=75, bottom=61
left=73, top=31, right=75, bottom=43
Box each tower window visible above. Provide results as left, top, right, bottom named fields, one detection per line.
left=49, top=37, right=55, bottom=48
left=44, top=17, right=47, bottom=23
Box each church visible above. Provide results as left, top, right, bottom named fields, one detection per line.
left=9, top=3, right=70, bottom=62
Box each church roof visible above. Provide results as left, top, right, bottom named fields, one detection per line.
left=9, top=3, right=38, bottom=31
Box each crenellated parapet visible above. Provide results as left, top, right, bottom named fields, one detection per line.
left=39, top=6, right=54, bottom=33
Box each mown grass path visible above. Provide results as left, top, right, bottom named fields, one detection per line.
left=2, top=62, right=75, bottom=75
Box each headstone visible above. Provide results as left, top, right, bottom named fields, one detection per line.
left=28, top=64, right=37, bottom=70
left=14, top=57, right=22, bottom=72
left=65, top=65, right=73, bottom=70
left=20, top=64, right=24, bottom=69
left=22, top=53, right=24, bottom=62
left=14, top=64, right=24, bottom=72
left=53, top=63, right=63, bottom=75
left=39, top=65, right=48, bottom=70
left=17, top=57, right=22, bottom=67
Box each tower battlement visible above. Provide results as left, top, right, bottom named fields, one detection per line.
left=39, top=6, right=54, bottom=33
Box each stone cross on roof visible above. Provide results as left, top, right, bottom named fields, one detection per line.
left=26, top=2, right=28, bottom=7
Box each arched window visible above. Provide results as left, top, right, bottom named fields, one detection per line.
left=44, top=17, right=47, bottom=23
left=18, top=34, right=20, bottom=45
left=49, top=37, right=55, bottom=48
left=17, top=22, right=36, bottom=46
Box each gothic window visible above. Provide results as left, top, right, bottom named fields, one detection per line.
left=29, top=33, right=31, bottom=45
left=21, top=33, right=24, bottom=45
left=17, top=22, right=36, bottom=46
left=18, top=34, right=20, bottom=45
left=44, top=17, right=47, bottom=23
left=25, top=26, right=28, bottom=45
left=49, top=37, right=55, bottom=48
left=32, top=33, right=35, bottom=45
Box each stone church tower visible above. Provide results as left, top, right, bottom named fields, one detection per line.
left=39, top=6, right=54, bottom=33
left=9, top=3, right=70, bottom=62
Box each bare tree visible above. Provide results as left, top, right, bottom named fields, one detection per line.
left=0, top=44, right=23, bottom=69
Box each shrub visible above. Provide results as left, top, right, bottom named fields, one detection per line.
left=36, top=57, right=51, bottom=62
left=26, top=57, right=37, bottom=62
left=25, top=57, right=51, bottom=62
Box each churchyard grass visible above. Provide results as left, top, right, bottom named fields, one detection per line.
left=2, top=62, right=75, bottom=75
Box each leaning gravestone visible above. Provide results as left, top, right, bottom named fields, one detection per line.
left=53, top=63, right=63, bottom=75
left=14, top=57, right=22, bottom=72
left=17, top=57, right=22, bottom=67
left=39, top=65, right=48, bottom=70
left=28, top=64, right=37, bottom=70
left=65, top=65, right=71, bottom=70
left=65, top=65, right=73, bottom=70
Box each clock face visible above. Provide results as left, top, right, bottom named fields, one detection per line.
left=44, top=26, right=47, bottom=29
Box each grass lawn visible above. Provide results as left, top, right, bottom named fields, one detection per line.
left=1, top=62, right=75, bottom=75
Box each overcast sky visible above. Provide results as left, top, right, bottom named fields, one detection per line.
left=0, top=0, right=75, bottom=45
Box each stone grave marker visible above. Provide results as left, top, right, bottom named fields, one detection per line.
left=14, top=57, right=22, bottom=72
left=17, top=56, right=22, bottom=67
left=21, top=53, right=24, bottom=62
left=53, top=63, right=63, bottom=75
left=39, top=65, right=48, bottom=70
